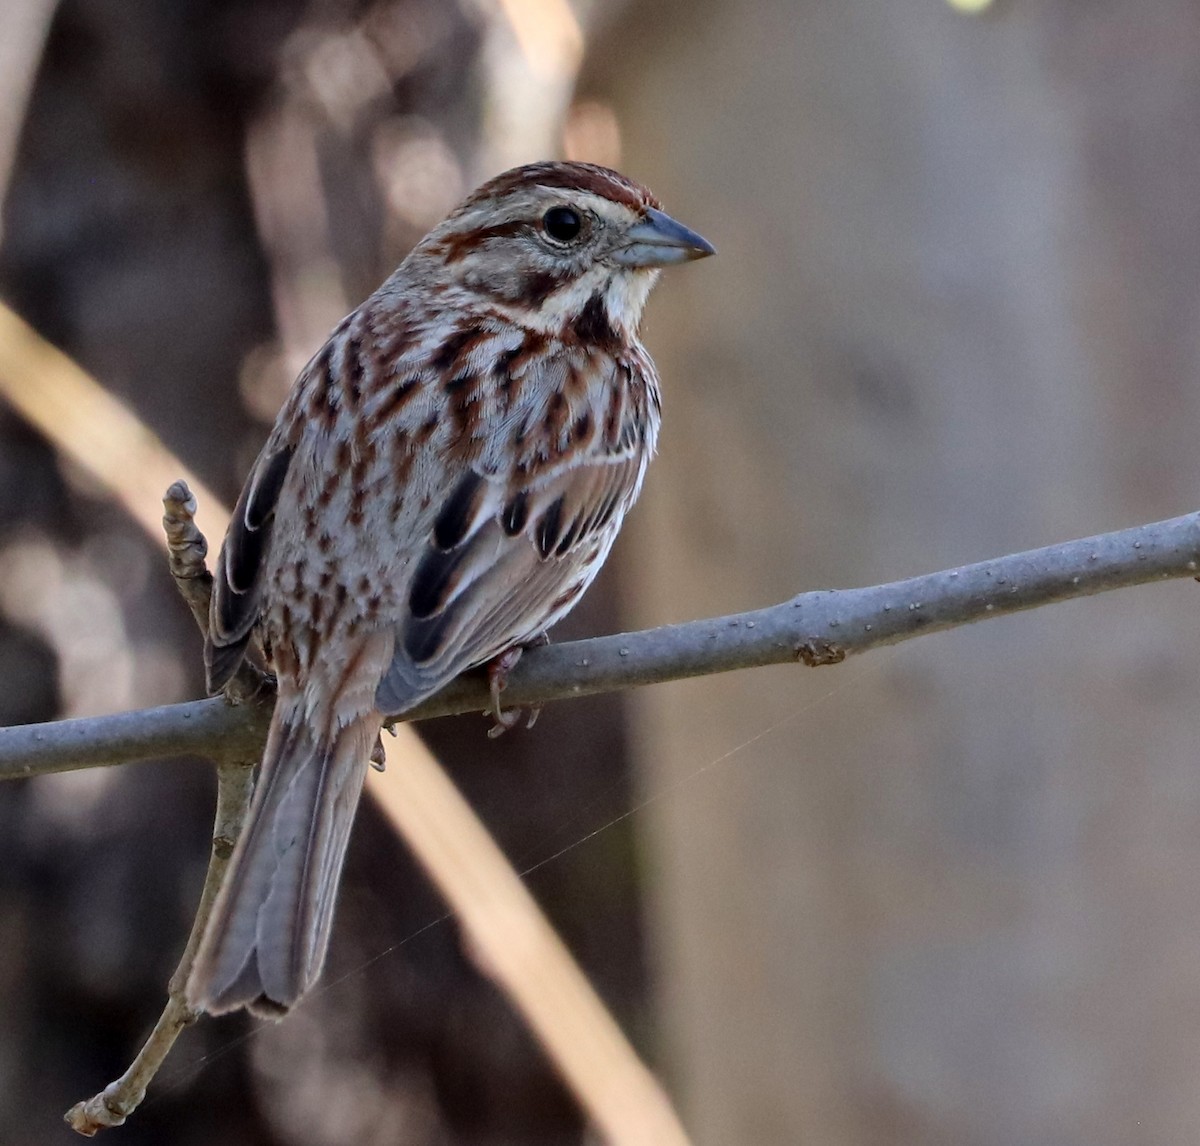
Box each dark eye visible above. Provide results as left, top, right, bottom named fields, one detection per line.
left=542, top=206, right=583, bottom=242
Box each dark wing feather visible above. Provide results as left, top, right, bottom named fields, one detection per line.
left=375, top=449, right=641, bottom=715
left=206, top=440, right=295, bottom=692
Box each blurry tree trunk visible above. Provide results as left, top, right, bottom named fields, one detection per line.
left=590, top=2, right=1200, bottom=1143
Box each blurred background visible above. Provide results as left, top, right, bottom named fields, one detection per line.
left=4, top=0, right=1200, bottom=1143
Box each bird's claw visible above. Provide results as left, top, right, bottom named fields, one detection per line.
left=484, top=637, right=547, bottom=737
left=369, top=720, right=400, bottom=770
left=369, top=737, right=387, bottom=772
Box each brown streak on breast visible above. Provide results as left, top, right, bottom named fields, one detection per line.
left=543, top=389, right=570, bottom=443
left=373, top=378, right=422, bottom=428
left=373, top=315, right=414, bottom=363
left=415, top=411, right=439, bottom=445
left=350, top=449, right=371, bottom=492
left=495, top=328, right=550, bottom=410
left=317, top=476, right=336, bottom=511
left=571, top=408, right=593, bottom=445
left=445, top=375, right=484, bottom=438
left=431, top=327, right=487, bottom=375
left=564, top=358, right=591, bottom=403
left=308, top=345, right=337, bottom=428
left=343, top=336, right=365, bottom=409
left=391, top=439, right=415, bottom=489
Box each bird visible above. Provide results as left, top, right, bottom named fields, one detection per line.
left=186, top=160, right=714, bottom=1018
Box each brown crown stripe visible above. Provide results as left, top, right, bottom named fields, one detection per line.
left=461, top=161, right=661, bottom=215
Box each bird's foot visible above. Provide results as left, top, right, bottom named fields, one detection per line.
left=485, top=635, right=548, bottom=738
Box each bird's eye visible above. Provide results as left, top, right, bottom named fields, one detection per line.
left=542, top=206, right=583, bottom=243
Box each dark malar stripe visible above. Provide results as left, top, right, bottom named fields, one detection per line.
left=574, top=293, right=622, bottom=354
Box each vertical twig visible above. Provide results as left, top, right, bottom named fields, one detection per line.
left=64, top=755, right=256, bottom=1135
left=65, top=484, right=262, bottom=1135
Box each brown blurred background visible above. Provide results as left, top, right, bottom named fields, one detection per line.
left=5, top=1, right=1200, bottom=1143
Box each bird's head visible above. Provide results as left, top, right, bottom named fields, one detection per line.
left=413, top=161, right=714, bottom=344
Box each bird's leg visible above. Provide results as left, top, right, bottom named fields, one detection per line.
left=485, top=633, right=549, bottom=738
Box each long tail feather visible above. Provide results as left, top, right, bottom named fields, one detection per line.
left=187, top=690, right=379, bottom=1018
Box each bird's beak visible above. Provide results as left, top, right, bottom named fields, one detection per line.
left=612, top=207, right=716, bottom=268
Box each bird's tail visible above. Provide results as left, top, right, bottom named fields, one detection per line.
left=187, top=685, right=380, bottom=1018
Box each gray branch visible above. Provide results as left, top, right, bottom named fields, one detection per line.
left=4, top=508, right=1198, bottom=783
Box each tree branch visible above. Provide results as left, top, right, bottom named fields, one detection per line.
left=2, top=508, right=1197, bottom=781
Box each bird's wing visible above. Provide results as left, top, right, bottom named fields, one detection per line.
left=206, top=430, right=296, bottom=693
left=375, top=376, right=651, bottom=715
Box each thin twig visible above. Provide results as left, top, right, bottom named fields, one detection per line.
left=162, top=481, right=267, bottom=702
left=63, top=488, right=268, bottom=1133
left=4, top=508, right=1198, bottom=782
left=161, top=481, right=214, bottom=633
left=64, top=755, right=257, bottom=1135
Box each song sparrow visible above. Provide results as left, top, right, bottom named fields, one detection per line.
left=187, top=161, right=714, bottom=1018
